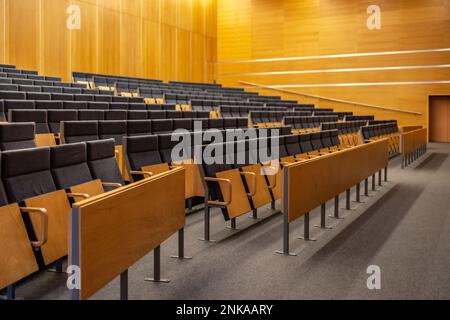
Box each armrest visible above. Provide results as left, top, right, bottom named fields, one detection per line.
left=279, top=161, right=292, bottom=166
left=204, top=177, right=232, bottom=206
left=102, top=182, right=123, bottom=188
left=129, top=170, right=153, bottom=177
left=67, top=192, right=90, bottom=200
left=240, top=171, right=257, bottom=197
left=20, top=207, right=48, bottom=247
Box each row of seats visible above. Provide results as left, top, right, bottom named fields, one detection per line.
left=1, top=100, right=176, bottom=114
left=345, top=115, right=375, bottom=122
left=314, top=111, right=353, bottom=120
left=250, top=111, right=313, bottom=126
left=0, top=138, right=124, bottom=275
left=61, top=118, right=255, bottom=144
left=0, top=91, right=144, bottom=103
left=9, top=110, right=211, bottom=134
left=0, top=76, right=81, bottom=89
left=283, top=116, right=340, bottom=132
left=320, top=121, right=368, bottom=146
left=200, top=129, right=346, bottom=222
left=220, top=106, right=287, bottom=118
left=191, top=100, right=265, bottom=111
left=361, top=123, right=400, bottom=155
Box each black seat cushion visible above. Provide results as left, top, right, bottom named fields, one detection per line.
left=87, top=139, right=124, bottom=188
left=61, top=121, right=99, bottom=144
left=124, top=135, right=162, bottom=171
left=0, top=123, right=37, bottom=151
left=127, top=120, right=152, bottom=136
left=98, top=121, right=127, bottom=145
left=2, top=147, right=56, bottom=203
left=50, top=143, right=93, bottom=189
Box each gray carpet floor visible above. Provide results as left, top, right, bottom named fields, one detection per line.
left=11, top=143, right=450, bottom=300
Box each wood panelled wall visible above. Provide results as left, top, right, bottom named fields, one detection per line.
left=0, top=0, right=217, bottom=83
left=217, top=0, right=450, bottom=128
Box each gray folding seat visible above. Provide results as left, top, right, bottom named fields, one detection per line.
left=0, top=123, right=37, bottom=151
left=26, top=92, right=50, bottom=101
left=63, top=101, right=87, bottom=110
left=74, top=94, right=94, bottom=102
left=88, top=102, right=109, bottom=110
left=128, top=103, right=146, bottom=111
left=19, top=85, right=41, bottom=93
left=123, top=135, right=164, bottom=181
left=47, top=110, right=78, bottom=134
left=112, top=96, right=129, bottom=103
left=93, top=95, right=112, bottom=102
left=51, top=93, right=73, bottom=101
left=78, top=110, right=104, bottom=121
left=152, top=119, right=173, bottom=134
left=2, top=147, right=56, bottom=203
left=35, top=100, right=63, bottom=110
left=8, top=110, right=49, bottom=134
left=98, top=120, right=127, bottom=145
left=0, top=91, right=25, bottom=100
left=127, top=120, right=152, bottom=136
left=12, top=79, right=33, bottom=86
left=173, top=119, right=193, bottom=131
left=109, top=102, right=128, bottom=110
left=166, top=110, right=183, bottom=119
left=60, top=121, right=99, bottom=144
left=105, top=110, right=127, bottom=120
left=50, top=143, right=93, bottom=190
left=41, top=86, right=63, bottom=93
left=209, top=118, right=224, bottom=129
left=63, top=87, right=82, bottom=94
left=3, top=100, right=35, bottom=114
left=148, top=110, right=166, bottom=119
left=128, top=110, right=148, bottom=120
left=86, top=139, right=124, bottom=190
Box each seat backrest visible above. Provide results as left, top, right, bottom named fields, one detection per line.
left=285, top=135, right=301, bottom=156
left=310, top=132, right=323, bottom=150
left=152, top=119, right=173, bottom=134
left=88, top=102, right=109, bottom=110
left=35, top=100, right=63, bottom=110
left=148, top=110, right=166, bottom=119
left=86, top=139, right=124, bottom=188
left=8, top=110, right=49, bottom=134
left=320, top=130, right=333, bottom=147
left=109, top=102, right=128, bottom=110
left=123, top=135, right=162, bottom=171
left=2, top=147, right=56, bottom=203
left=61, top=121, right=99, bottom=144
left=4, top=100, right=35, bottom=114
left=47, top=110, right=78, bottom=134
left=128, top=110, right=148, bottom=120
left=105, top=110, right=127, bottom=120
left=78, top=110, right=105, bottom=121
left=299, top=133, right=313, bottom=153
left=173, top=119, right=192, bottom=131
left=127, top=120, right=152, bottom=136
left=50, top=142, right=93, bottom=189
left=0, top=123, right=37, bottom=151
left=128, top=103, right=146, bottom=111
left=98, top=120, right=127, bottom=145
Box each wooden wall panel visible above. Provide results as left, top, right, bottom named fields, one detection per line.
left=41, top=0, right=70, bottom=80
left=5, top=0, right=39, bottom=70
left=0, top=0, right=4, bottom=64
left=0, top=0, right=216, bottom=82
left=71, top=0, right=98, bottom=73
left=98, top=0, right=121, bottom=76
left=217, top=0, right=450, bottom=128
left=120, top=0, right=142, bottom=77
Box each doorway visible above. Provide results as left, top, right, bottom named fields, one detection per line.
left=429, top=96, right=450, bottom=143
